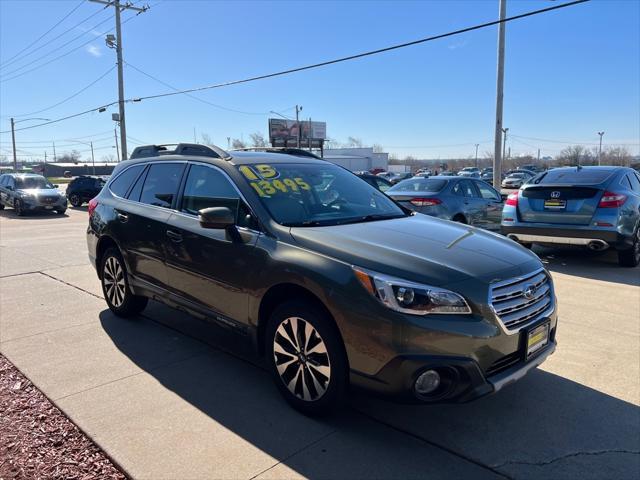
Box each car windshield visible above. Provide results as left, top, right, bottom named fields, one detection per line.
left=533, top=168, right=614, bottom=185
left=388, top=178, right=447, bottom=192
left=15, top=176, right=54, bottom=189
left=236, top=162, right=406, bottom=227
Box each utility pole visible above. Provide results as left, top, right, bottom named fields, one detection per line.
left=502, top=127, right=509, bottom=164
left=295, top=105, right=303, bottom=148
left=227, top=137, right=231, bottom=149
left=474, top=143, right=479, bottom=168
left=537, top=148, right=540, bottom=162
left=597, top=131, right=604, bottom=166
left=52, top=141, right=56, bottom=161
left=91, top=0, right=148, bottom=161
left=492, top=0, right=507, bottom=189
left=44, top=151, right=47, bottom=176
left=90, top=141, right=96, bottom=175
left=308, top=117, right=312, bottom=151
left=10, top=118, right=17, bottom=172
left=114, top=128, right=120, bottom=161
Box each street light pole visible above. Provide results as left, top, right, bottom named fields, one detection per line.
left=492, top=0, right=507, bottom=189
left=10, top=118, right=17, bottom=172
left=502, top=127, right=509, bottom=164
left=9, top=117, right=50, bottom=172
left=474, top=143, right=479, bottom=168
left=597, top=131, right=604, bottom=166
left=295, top=105, right=302, bottom=148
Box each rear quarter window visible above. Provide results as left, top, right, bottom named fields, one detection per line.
left=108, top=165, right=145, bottom=197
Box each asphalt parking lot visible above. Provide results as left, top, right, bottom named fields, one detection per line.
left=0, top=207, right=638, bottom=480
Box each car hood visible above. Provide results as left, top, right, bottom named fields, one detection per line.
left=289, top=214, right=541, bottom=287
left=18, top=188, right=61, bottom=196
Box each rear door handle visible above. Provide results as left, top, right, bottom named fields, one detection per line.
left=166, top=229, right=183, bottom=243
left=115, top=211, right=129, bottom=222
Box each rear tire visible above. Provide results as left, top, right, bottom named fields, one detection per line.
left=0, top=203, right=4, bottom=210
left=452, top=214, right=467, bottom=224
left=520, top=242, right=533, bottom=250
left=266, top=300, right=348, bottom=416
left=100, top=247, right=148, bottom=316
left=69, top=194, right=82, bottom=207
left=618, top=228, right=640, bottom=268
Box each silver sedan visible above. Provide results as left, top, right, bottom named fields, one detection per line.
left=386, top=176, right=504, bottom=231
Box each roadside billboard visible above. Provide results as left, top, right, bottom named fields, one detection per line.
left=269, top=118, right=326, bottom=147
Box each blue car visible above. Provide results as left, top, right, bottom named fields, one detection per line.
left=387, top=176, right=504, bottom=231
left=501, top=166, right=640, bottom=267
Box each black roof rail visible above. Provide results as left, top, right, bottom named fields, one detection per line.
left=130, top=143, right=230, bottom=160
left=232, top=147, right=321, bottom=159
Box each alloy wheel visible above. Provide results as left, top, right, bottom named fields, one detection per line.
left=273, top=317, right=331, bottom=402
left=70, top=194, right=80, bottom=207
left=14, top=200, right=22, bottom=215
left=103, top=256, right=126, bottom=308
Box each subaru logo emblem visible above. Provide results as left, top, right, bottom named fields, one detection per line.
left=550, top=191, right=561, bottom=198
left=523, top=283, right=536, bottom=299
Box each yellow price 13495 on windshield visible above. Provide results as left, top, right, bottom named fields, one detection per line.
left=250, top=178, right=311, bottom=197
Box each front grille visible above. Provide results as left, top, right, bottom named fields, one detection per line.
left=486, top=351, right=522, bottom=377
left=39, top=195, right=58, bottom=204
left=490, top=269, right=553, bottom=331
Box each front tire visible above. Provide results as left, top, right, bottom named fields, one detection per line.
left=56, top=208, right=67, bottom=215
left=618, top=228, right=640, bottom=268
left=266, top=301, right=348, bottom=416
left=14, top=199, right=24, bottom=216
left=101, top=247, right=148, bottom=316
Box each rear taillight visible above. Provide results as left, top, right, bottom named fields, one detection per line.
left=505, top=192, right=519, bottom=207
left=598, top=191, right=627, bottom=208
left=88, top=198, right=98, bottom=217
left=410, top=197, right=442, bottom=207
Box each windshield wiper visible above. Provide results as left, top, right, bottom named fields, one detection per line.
left=338, top=213, right=407, bottom=225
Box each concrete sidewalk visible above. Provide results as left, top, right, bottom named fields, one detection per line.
left=1, top=209, right=639, bottom=479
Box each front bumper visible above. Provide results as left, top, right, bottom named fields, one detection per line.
left=21, top=197, right=66, bottom=211
left=350, top=335, right=557, bottom=404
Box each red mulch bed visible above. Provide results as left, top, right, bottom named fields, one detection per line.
left=0, top=354, right=127, bottom=480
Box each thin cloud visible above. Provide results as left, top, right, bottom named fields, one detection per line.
left=86, top=44, right=102, bottom=57
left=448, top=40, right=468, bottom=50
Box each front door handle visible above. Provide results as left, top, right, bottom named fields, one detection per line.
left=115, top=211, right=129, bottom=222
left=166, top=229, right=183, bottom=243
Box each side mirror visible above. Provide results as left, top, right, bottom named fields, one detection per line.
left=199, top=207, right=235, bottom=229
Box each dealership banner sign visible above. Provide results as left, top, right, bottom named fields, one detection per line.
left=269, top=118, right=326, bottom=145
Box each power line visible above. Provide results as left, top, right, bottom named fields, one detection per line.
left=131, top=0, right=590, bottom=104
left=10, top=67, right=116, bottom=118
left=125, top=61, right=290, bottom=116
left=0, top=13, right=116, bottom=81
left=0, top=0, right=87, bottom=68
left=510, top=133, right=639, bottom=147
left=0, top=0, right=590, bottom=134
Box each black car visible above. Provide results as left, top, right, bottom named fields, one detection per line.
left=67, top=175, right=107, bottom=207
left=87, top=143, right=557, bottom=415
left=0, top=173, right=67, bottom=215
left=355, top=172, right=392, bottom=192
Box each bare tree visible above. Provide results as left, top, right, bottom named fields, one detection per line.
left=555, top=145, right=593, bottom=166
left=100, top=154, right=115, bottom=163
left=249, top=132, right=267, bottom=147
left=200, top=133, right=215, bottom=146
left=58, top=150, right=82, bottom=163
left=372, top=143, right=384, bottom=153
left=231, top=138, right=247, bottom=149
left=346, top=136, right=363, bottom=148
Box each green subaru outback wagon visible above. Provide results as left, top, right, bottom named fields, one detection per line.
left=87, top=143, right=557, bottom=415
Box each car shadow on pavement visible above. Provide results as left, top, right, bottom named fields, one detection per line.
left=0, top=209, right=69, bottom=220
left=536, top=246, right=640, bottom=287
left=99, top=304, right=640, bottom=479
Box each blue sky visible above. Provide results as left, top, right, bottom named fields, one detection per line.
left=0, top=0, right=638, bottom=162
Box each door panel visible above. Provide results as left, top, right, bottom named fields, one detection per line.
left=164, top=163, right=261, bottom=323
left=455, top=180, right=484, bottom=225
left=474, top=181, right=503, bottom=230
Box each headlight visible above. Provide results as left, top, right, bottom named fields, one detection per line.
left=353, top=267, right=471, bottom=315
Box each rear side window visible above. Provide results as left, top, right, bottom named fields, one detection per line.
left=139, top=163, right=184, bottom=208
left=453, top=180, right=475, bottom=197
left=109, top=165, right=144, bottom=198
left=626, top=173, right=640, bottom=193
left=537, top=169, right=613, bottom=185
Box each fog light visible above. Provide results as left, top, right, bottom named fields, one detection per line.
left=415, top=369, right=441, bottom=395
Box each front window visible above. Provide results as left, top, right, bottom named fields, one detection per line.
left=236, top=163, right=406, bottom=227
left=15, top=176, right=54, bottom=190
